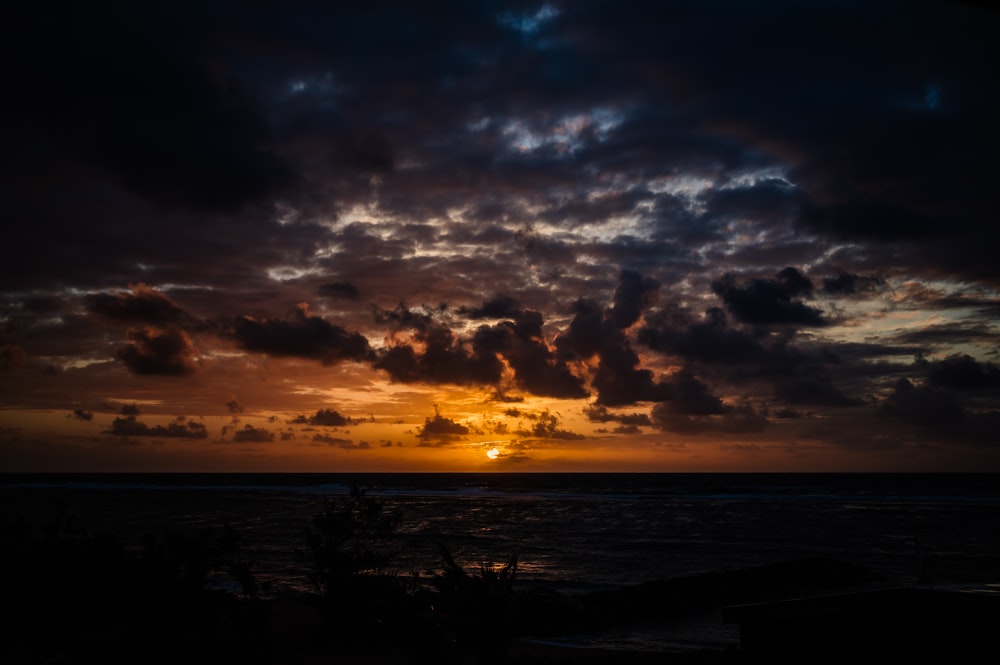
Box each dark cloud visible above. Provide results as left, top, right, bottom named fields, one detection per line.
left=119, top=403, right=142, bottom=416
left=773, top=374, right=864, bottom=407
left=375, top=321, right=504, bottom=387
left=556, top=281, right=670, bottom=406
left=639, top=307, right=771, bottom=365
left=607, top=270, right=660, bottom=329
left=290, top=408, right=356, bottom=427
left=117, top=327, right=198, bottom=376
left=712, top=268, right=825, bottom=326
left=90, top=284, right=187, bottom=324
left=2, top=0, right=999, bottom=470
left=881, top=378, right=966, bottom=430
left=650, top=369, right=769, bottom=435
left=415, top=409, right=470, bottom=445
left=925, top=354, right=1000, bottom=391
left=701, top=178, right=801, bottom=228
left=369, top=305, right=585, bottom=397
left=583, top=405, right=653, bottom=427
left=226, top=399, right=244, bottom=414
left=105, top=416, right=208, bottom=439
left=0, top=345, right=27, bottom=371
left=233, top=304, right=372, bottom=365
left=889, top=322, right=999, bottom=347
left=311, top=434, right=369, bottom=449
left=460, top=296, right=522, bottom=320
left=70, top=409, right=93, bottom=421
left=798, top=198, right=935, bottom=243
left=652, top=401, right=769, bottom=436
left=318, top=282, right=361, bottom=301
left=371, top=303, right=439, bottom=331
left=514, top=410, right=585, bottom=440
left=329, top=129, right=395, bottom=175
left=473, top=310, right=588, bottom=399
left=662, top=369, right=727, bottom=416
left=4, top=2, right=294, bottom=214
left=821, top=271, right=886, bottom=297
left=232, top=424, right=274, bottom=443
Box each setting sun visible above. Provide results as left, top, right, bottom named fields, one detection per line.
left=486, top=448, right=500, bottom=460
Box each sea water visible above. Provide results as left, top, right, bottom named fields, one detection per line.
left=2, top=473, right=998, bottom=597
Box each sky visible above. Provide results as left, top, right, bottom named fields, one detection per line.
left=2, top=0, right=1000, bottom=472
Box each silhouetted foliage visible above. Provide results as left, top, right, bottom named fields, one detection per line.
left=0, top=505, right=129, bottom=615
left=432, top=545, right=519, bottom=665
left=0, top=508, right=266, bottom=664
left=138, top=522, right=259, bottom=601
left=300, top=485, right=421, bottom=647
left=303, top=485, right=401, bottom=597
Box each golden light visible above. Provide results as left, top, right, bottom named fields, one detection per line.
left=486, top=447, right=500, bottom=460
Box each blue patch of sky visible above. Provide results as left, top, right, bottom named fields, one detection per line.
left=499, top=3, right=559, bottom=36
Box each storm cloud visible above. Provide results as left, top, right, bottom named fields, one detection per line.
left=3, top=0, right=999, bottom=470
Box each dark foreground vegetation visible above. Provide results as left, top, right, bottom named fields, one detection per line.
left=2, top=488, right=890, bottom=665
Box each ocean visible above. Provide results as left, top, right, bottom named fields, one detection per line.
left=3, top=473, right=999, bottom=598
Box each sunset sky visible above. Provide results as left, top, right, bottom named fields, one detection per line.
left=2, top=0, right=999, bottom=472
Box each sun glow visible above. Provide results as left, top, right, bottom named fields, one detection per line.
left=486, top=447, right=500, bottom=460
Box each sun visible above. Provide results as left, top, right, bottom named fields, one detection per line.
left=486, top=447, right=500, bottom=460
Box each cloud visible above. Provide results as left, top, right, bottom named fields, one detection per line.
left=799, top=198, right=934, bottom=243
left=3, top=1, right=999, bottom=471
left=652, top=401, right=769, bottom=436
left=290, top=408, right=356, bottom=427
left=233, top=303, right=372, bottom=365
left=312, top=433, right=370, bottom=449
left=415, top=408, right=470, bottom=445
left=460, top=296, right=522, bottom=320
left=318, top=282, right=361, bottom=301
left=119, top=403, right=141, bottom=416
left=882, top=378, right=964, bottom=429
left=329, top=129, right=395, bottom=175
left=711, top=267, right=825, bottom=326
left=0, top=345, right=27, bottom=371
left=925, top=354, right=1000, bottom=391
left=375, top=330, right=504, bottom=387
left=70, top=409, right=93, bottom=421
left=661, top=369, right=727, bottom=416
left=773, top=374, right=864, bottom=407
left=821, top=271, right=885, bottom=297
left=7, top=3, right=294, bottom=214
left=607, top=270, right=660, bottom=329
left=583, top=404, right=653, bottom=427
left=639, top=306, right=771, bottom=365
left=472, top=309, right=589, bottom=399
left=888, top=322, right=999, bottom=347
left=105, top=415, right=208, bottom=439
left=232, top=424, right=275, bottom=443
left=373, top=305, right=509, bottom=388
left=514, top=409, right=585, bottom=440
left=226, top=399, right=244, bottom=414
left=556, top=287, right=669, bottom=406
left=117, top=327, right=199, bottom=376
left=650, top=369, right=769, bottom=435
left=90, top=284, right=187, bottom=324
